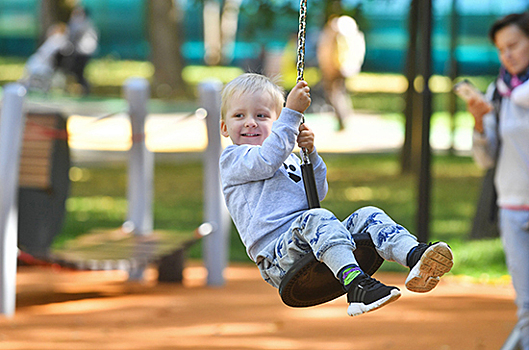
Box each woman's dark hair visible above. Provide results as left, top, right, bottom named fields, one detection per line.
left=489, top=12, right=529, bottom=43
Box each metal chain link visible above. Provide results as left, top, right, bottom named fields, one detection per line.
left=296, top=0, right=310, bottom=164
left=296, top=0, right=307, bottom=83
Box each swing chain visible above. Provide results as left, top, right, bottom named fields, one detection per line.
left=296, top=0, right=310, bottom=164
left=296, top=0, right=307, bottom=84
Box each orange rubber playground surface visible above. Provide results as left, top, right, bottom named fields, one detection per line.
left=0, top=262, right=518, bottom=350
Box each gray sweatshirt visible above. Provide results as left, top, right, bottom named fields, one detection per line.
left=219, top=107, right=328, bottom=262
left=472, top=79, right=529, bottom=209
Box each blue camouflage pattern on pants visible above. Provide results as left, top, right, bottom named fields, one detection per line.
left=256, top=206, right=419, bottom=288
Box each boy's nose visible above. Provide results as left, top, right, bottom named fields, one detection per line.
left=245, top=117, right=257, bottom=127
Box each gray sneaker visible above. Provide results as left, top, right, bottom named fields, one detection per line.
left=405, top=242, right=453, bottom=293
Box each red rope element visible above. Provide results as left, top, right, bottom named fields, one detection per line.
left=131, top=133, right=145, bottom=143
left=24, top=121, right=69, bottom=141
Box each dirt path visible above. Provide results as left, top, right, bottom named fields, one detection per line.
left=0, top=263, right=517, bottom=350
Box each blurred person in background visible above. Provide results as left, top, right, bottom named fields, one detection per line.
left=463, top=12, right=529, bottom=349
left=64, top=6, right=98, bottom=95
left=19, top=23, right=69, bottom=92
left=317, top=15, right=365, bottom=130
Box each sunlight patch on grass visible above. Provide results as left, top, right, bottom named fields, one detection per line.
left=280, top=67, right=321, bottom=89
left=86, top=59, right=154, bottom=86
left=66, top=196, right=127, bottom=222
left=347, top=73, right=408, bottom=93
left=344, top=186, right=395, bottom=202
left=344, top=186, right=373, bottom=201
left=0, top=63, right=24, bottom=81
left=182, top=65, right=244, bottom=85
left=346, top=73, right=455, bottom=94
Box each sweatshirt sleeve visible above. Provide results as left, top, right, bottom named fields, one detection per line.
left=220, top=108, right=303, bottom=185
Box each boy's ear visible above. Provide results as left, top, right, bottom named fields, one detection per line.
left=220, top=119, right=229, bottom=138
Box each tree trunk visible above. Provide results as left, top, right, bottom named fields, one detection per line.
left=401, top=0, right=419, bottom=174
left=203, top=0, right=222, bottom=66
left=39, top=0, right=72, bottom=41
left=416, top=0, right=433, bottom=243
left=324, top=0, right=343, bottom=20
left=39, top=0, right=61, bottom=43
left=220, top=0, right=243, bottom=64
left=447, top=0, right=459, bottom=154
left=148, top=0, right=188, bottom=98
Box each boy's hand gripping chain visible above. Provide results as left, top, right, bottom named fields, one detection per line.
left=297, top=0, right=320, bottom=209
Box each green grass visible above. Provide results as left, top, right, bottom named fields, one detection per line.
left=56, top=153, right=508, bottom=280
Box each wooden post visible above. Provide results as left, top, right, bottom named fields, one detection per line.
left=0, top=84, right=27, bottom=317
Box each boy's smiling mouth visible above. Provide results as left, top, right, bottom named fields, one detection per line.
left=242, top=133, right=260, bottom=137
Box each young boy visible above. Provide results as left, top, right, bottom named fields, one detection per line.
left=219, top=73, right=453, bottom=316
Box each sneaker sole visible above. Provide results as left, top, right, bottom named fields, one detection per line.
left=405, top=242, right=453, bottom=293
left=347, top=289, right=401, bottom=317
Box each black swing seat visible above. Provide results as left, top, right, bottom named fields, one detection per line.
left=279, top=232, right=384, bottom=308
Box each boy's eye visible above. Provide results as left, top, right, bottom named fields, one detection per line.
left=234, top=113, right=243, bottom=118
left=257, top=114, right=267, bottom=119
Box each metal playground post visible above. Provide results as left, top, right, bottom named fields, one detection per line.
left=123, top=77, right=154, bottom=236
left=0, top=84, right=27, bottom=317
left=199, top=80, right=231, bottom=286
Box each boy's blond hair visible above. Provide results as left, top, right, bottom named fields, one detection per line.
left=221, top=73, right=285, bottom=120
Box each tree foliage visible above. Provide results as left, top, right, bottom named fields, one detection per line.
left=189, top=0, right=365, bottom=40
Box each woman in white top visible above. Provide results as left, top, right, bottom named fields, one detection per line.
left=465, top=12, right=529, bottom=350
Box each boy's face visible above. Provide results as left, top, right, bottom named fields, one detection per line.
left=221, top=91, right=279, bottom=146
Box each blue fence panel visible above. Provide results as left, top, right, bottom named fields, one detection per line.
left=82, top=0, right=149, bottom=60
left=0, top=0, right=528, bottom=75
left=0, top=0, right=39, bottom=56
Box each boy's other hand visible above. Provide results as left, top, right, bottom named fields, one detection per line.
left=297, top=123, right=315, bottom=154
left=286, top=80, right=311, bottom=114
